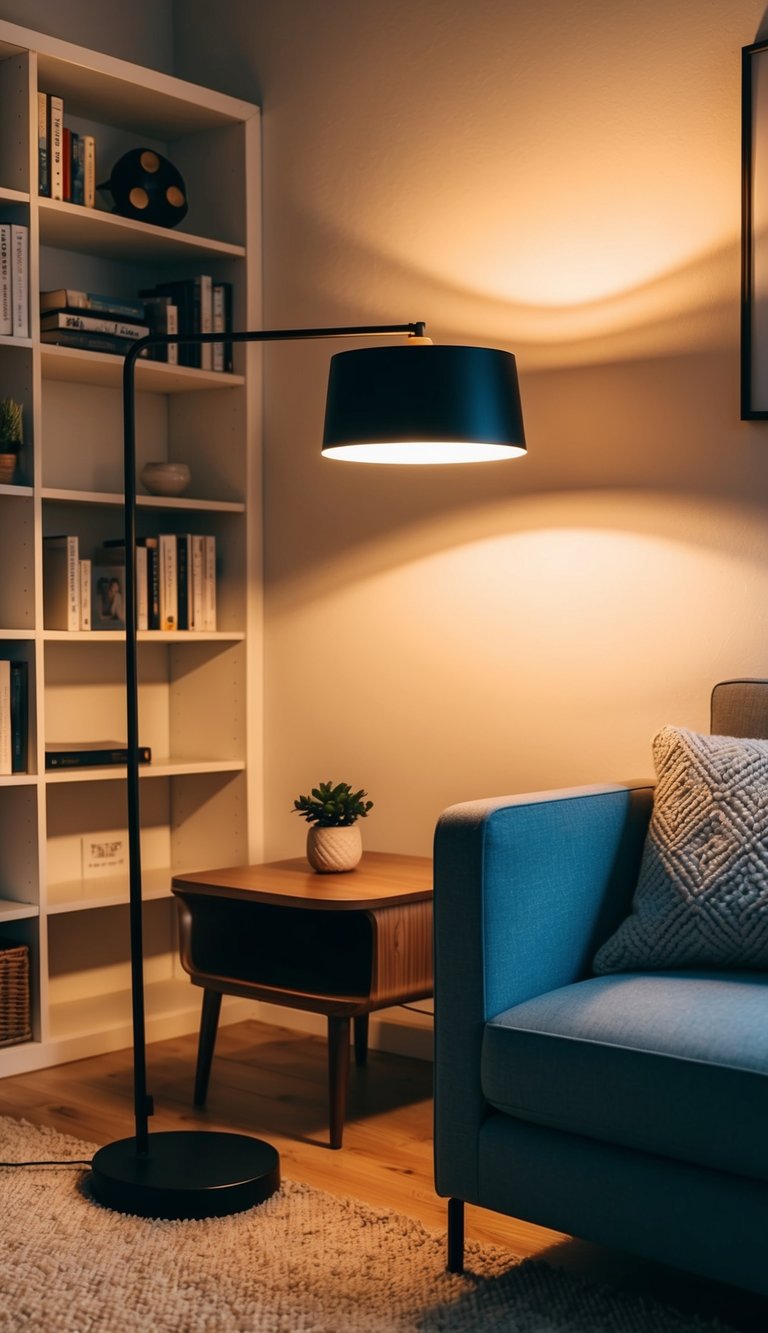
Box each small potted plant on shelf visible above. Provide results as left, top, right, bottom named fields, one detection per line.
left=0, top=397, right=23, bottom=484
left=293, top=780, right=374, bottom=873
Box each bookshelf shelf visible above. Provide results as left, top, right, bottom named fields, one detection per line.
left=0, top=17, right=261, bottom=1078
left=40, top=486, right=245, bottom=512
left=40, top=344, right=246, bottom=393
left=39, top=198, right=247, bottom=263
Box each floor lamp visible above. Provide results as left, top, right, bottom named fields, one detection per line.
left=89, top=321, right=527, bottom=1219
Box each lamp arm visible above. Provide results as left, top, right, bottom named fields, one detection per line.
left=121, top=320, right=426, bottom=1151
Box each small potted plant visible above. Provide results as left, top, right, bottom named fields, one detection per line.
left=293, top=780, right=373, bottom=873
left=0, top=397, right=23, bottom=484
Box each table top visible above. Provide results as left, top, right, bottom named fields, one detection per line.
left=171, top=850, right=433, bottom=911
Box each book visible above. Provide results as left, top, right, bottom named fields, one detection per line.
left=135, top=543, right=148, bottom=630
left=142, top=295, right=179, bottom=365
left=10, top=661, right=28, bottom=773
left=79, top=559, right=91, bottom=631
left=203, top=534, right=217, bottom=631
left=145, top=536, right=160, bottom=630
left=0, top=660, right=10, bottom=776
left=0, top=225, right=10, bottom=336
left=70, top=131, right=84, bottom=206
left=43, top=534, right=80, bottom=630
left=190, top=534, right=205, bottom=630
left=159, top=534, right=177, bottom=630
left=140, top=278, right=211, bottom=368
left=83, top=134, right=96, bottom=208
left=177, top=534, right=190, bottom=630
left=40, top=311, right=148, bottom=340
left=41, top=289, right=146, bottom=319
left=49, top=94, right=64, bottom=201
left=37, top=91, right=49, bottom=196
left=11, top=224, right=28, bottom=338
left=39, top=329, right=144, bottom=356
left=197, top=275, right=213, bottom=370
left=45, top=740, right=151, bottom=770
left=62, top=127, right=72, bottom=201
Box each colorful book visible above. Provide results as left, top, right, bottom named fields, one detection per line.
left=43, top=534, right=79, bottom=630
left=48, top=95, right=64, bottom=201
left=37, top=91, right=49, bottom=196
left=11, top=224, right=28, bottom=338
left=41, top=289, right=146, bottom=318
left=159, top=534, right=177, bottom=631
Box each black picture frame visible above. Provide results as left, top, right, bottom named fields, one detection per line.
left=742, top=39, right=768, bottom=418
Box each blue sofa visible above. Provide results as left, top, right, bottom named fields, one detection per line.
left=433, top=679, right=768, bottom=1295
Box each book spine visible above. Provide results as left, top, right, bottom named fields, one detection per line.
left=191, top=535, right=205, bottom=630
left=11, top=225, right=28, bottom=339
left=49, top=95, right=64, bottom=201
left=37, top=91, right=49, bottom=196
left=0, top=225, right=11, bottom=337
left=176, top=535, right=189, bottom=631
left=83, top=135, right=96, bottom=208
left=41, top=312, right=148, bottom=338
left=159, top=534, right=177, bottom=631
left=79, top=559, right=91, bottom=630
left=67, top=535, right=80, bottom=628
left=199, top=275, right=213, bottom=371
left=145, top=536, right=160, bottom=629
left=70, top=132, right=84, bottom=206
left=41, top=290, right=145, bottom=318
left=136, top=544, right=148, bottom=631
left=203, top=535, right=217, bottom=631
left=43, top=535, right=80, bottom=630
left=0, top=660, right=10, bottom=776
left=212, top=284, right=225, bottom=372
left=62, top=126, right=72, bottom=201
left=10, top=661, right=28, bottom=773
left=45, top=746, right=151, bottom=769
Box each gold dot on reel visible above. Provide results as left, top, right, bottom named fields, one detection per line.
left=129, top=186, right=149, bottom=209
left=166, top=186, right=186, bottom=207
left=139, top=150, right=160, bottom=173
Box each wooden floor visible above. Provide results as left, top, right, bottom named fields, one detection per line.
left=1, top=1016, right=767, bottom=1332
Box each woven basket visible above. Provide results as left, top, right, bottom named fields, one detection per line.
left=0, top=940, right=32, bottom=1047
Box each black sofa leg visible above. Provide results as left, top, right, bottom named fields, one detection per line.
left=447, top=1197, right=465, bottom=1273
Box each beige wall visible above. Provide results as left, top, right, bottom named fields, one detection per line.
left=0, top=0, right=174, bottom=71
left=184, top=0, right=768, bottom=859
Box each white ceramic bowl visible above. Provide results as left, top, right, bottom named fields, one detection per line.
left=140, top=461, right=191, bottom=497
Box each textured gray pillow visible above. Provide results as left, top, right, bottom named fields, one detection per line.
left=593, top=725, right=768, bottom=973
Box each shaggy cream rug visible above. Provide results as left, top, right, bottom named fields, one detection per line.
left=0, top=1116, right=735, bottom=1333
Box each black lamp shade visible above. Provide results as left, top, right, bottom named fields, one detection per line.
left=322, top=344, right=527, bottom=463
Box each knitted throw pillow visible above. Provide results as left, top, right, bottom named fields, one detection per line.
left=593, top=725, right=768, bottom=973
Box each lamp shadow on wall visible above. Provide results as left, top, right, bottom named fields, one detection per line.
left=266, top=215, right=768, bottom=611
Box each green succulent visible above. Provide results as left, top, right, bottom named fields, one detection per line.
left=0, top=397, right=23, bottom=451
left=293, top=780, right=373, bottom=827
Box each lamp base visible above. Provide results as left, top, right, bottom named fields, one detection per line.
left=89, top=1130, right=280, bottom=1219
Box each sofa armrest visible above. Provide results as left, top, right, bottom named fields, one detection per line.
left=433, top=780, right=653, bottom=1203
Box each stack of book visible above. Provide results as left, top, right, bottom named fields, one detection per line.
left=140, top=277, right=232, bottom=371
left=44, top=740, right=151, bottom=770
left=0, top=660, right=28, bottom=775
left=0, top=224, right=29, bottom=339
left=40, top=288, right=148, bottom=357
left=38, top=92, right=95, bottom=206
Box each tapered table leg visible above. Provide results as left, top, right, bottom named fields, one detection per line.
left=194, top=989, right=222, bottom=1107
left=327, top=1015, right=351, bottom=1149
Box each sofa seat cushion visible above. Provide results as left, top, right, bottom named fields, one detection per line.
left=481, top=971, right=768, bottom=1182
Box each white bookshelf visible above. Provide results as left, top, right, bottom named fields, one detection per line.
left=0, top=20, right=262, bottom=1073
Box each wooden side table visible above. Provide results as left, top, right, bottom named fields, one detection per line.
left=171, top=851, right=433, bottom=1148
